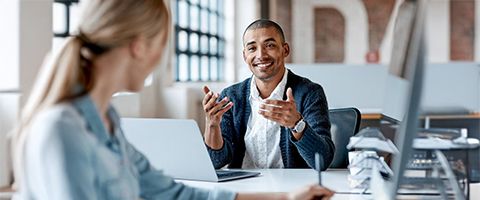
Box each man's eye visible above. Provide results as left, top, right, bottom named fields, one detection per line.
left=248, top=47, right=256, bottom=52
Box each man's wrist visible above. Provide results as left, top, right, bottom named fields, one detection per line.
left=288, top=113, right=302, bottom=128
left=208, top=124, right=220, bottom=128
left=290, top=116, right=305, bottom=133
left=206, top=120, right=220, bottom=128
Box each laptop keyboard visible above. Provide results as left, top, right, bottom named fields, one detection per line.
left=216, top=170, right=252, bottom=179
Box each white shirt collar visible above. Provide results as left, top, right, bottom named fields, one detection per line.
left=249, top=69, right=289, bottom=101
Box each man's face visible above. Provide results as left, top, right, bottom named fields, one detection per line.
left=243, top=27, right=289, bottom=82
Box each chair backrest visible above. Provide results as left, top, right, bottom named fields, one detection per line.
left=328, top=107, right=361, bottom=168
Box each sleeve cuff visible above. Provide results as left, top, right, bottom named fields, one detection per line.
left=205, top=141, right=225, bottom=152
left=292, top=126, right=319, bottom=148
left=206, top=143, right=229, bottom=169
left=290, top=124, right=311, bottom=144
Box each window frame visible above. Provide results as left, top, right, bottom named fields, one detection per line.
left=174, top=0, right=225, bottom=82
left=53, top=0, right=79, bottom=38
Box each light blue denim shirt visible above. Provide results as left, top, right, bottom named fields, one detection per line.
left=17, top=95, right=236, bottom=200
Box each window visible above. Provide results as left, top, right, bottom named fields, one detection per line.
left=52, top=0, right=158, bottom=89
left=53, top=0, right=81, bottom=52
left=174, top=0, right=225, bottom=82
left=53, top=0, right=79, bottom=38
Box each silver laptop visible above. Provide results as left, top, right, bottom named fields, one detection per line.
left=121, top=118, right=260, bottom=182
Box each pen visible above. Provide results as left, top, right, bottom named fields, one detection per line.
left=315, top=152, right=323, bottom=186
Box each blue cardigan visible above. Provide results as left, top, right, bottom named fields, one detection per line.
left=207, top=70, right=335, bottom=170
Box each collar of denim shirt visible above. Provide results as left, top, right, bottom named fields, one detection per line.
left=71, top=94, right=121, bottom=145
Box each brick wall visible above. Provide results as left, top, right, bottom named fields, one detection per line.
left=450, top=0, right=475, bottom=61
left=363, top=0, right=396, bottom=51
left=270, top=0, right=293, bottom=63
left=314, top=7, right=345, bottom=62
left=268, top=0, right=476, bottom=63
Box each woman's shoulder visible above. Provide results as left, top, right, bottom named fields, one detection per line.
left=28, top=103, right=91, bottom=152
left=31, top=103, right=85, bottom=130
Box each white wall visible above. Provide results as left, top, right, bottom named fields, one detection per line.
left=426, top=0, right=450, bottom=63
left=287, top=63, right=480, bottom=114
left=0, top=0, right=19, bottom=92
left=223, top=0, right=236, bottom=83
left=421, top=63, right=479, bottom=113
left=233, top=0, right=259, bottom=81
left=292, top=0, right=368, bottom=64
left=287, top=64, right=386, bottom=112
left=0, top=0, right=53, bottom=188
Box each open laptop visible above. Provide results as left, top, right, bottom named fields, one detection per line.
left=121, top=118, right=260, bottom=182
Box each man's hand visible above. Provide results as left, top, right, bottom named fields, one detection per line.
left=259, top=87, right=302, bottom=128
left=202, top=86, right=233, bottom=127
left=259, top=88, right=304, bottom=140
left=202, top=86, right=233, bottom=149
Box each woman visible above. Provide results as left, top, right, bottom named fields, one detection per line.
left=12, top=0, right=334, bottom=199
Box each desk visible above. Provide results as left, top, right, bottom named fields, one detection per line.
left=179, top=169, right=480, bottom=200
left=179, top=169, right=353, bottom=194
left=361, top=112, right=480, bottom=120
left=360, top=112, right=480, bottom=182
left=0, top=170, right=478, bottom=199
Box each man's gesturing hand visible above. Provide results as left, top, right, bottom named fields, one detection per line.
left=258, top=88, right=303, bottom=138
left=202, top=86, right=233, bottom=127
left=202, top=86, right=233, bottom=150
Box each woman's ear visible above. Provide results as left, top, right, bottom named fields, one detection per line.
left=129, top=36, right=148, bottom=59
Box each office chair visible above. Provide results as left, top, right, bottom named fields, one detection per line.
left=328, top=107, right=361, bottom=168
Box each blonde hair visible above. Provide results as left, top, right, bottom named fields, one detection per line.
left=11, top=0, right=170, bottom=187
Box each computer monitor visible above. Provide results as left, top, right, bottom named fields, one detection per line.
left=372, top=0, right=428, bottom=199
left=381, top=0, right=421, bottom=123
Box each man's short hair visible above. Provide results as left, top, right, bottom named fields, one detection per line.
left=243, top=19, right=286, bottom=43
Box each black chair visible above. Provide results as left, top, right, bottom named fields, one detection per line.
left=328, top=107, right=361, bottom=168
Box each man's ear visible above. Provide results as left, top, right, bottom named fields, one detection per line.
left=283, top=42, right=290, bottom=57
left=129, top=36, right=147, bottom=59
left=242, top=48, right=247, bottom=62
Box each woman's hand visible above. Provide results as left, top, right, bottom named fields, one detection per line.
left=287, top=184, right=335, bottom=200
left=236, top=184, right=335, bottom=200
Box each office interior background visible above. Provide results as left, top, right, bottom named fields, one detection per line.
left=1, top=0, right=480, bottom=187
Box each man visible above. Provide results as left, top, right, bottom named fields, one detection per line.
left=202, top=19, right=334, bottom=170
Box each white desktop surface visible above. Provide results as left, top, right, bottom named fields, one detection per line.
left=0, top=169, right=478, bottom=199
left=178, top=169, right=480, bottom=200
left=178, top=169, right=353, bottom=193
